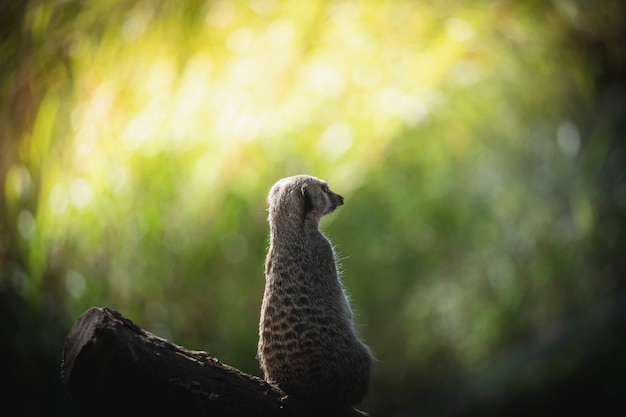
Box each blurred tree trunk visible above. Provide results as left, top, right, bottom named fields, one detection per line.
left=0, top=0, right=33, bottom=277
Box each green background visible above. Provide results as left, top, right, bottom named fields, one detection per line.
left=1, top=1, right=625, bottom=415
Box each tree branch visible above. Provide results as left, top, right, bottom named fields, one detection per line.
left=61, top=307, right=307, bottom=416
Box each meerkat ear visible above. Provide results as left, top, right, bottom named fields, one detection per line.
left=301, top=183, right=314, bottom=211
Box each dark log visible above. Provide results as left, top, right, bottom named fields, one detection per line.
left=61, top=307, right=306, bottom=417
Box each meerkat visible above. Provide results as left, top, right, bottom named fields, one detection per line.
left=258, top=175, right=373, bottom=415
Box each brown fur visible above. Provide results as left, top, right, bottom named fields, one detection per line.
left=258, top=175, right=373, bottom=413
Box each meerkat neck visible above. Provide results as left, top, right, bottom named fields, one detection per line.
left=269, top=213, right=319, bottom=242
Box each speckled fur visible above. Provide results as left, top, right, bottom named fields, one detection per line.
left=258, top=175, right=373, bottom=412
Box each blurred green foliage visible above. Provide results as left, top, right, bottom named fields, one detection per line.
left=1, top=0, right=625, bottom=415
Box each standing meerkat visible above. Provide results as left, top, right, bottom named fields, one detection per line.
left=258, top=175, right=373, bottom=415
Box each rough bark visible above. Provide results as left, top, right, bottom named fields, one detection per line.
left=61, top=307, right=306, bottom=417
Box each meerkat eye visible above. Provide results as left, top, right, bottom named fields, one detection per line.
left=322, top=184, right=330, bottom=193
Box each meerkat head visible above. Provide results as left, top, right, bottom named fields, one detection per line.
left=268, top=175, right=344, bottom=226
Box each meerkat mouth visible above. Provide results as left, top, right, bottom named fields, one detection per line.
left=325, top=194, right=344, bottom=214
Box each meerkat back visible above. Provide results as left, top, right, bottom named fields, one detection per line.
left=258, top=175, right=373, bottom=415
